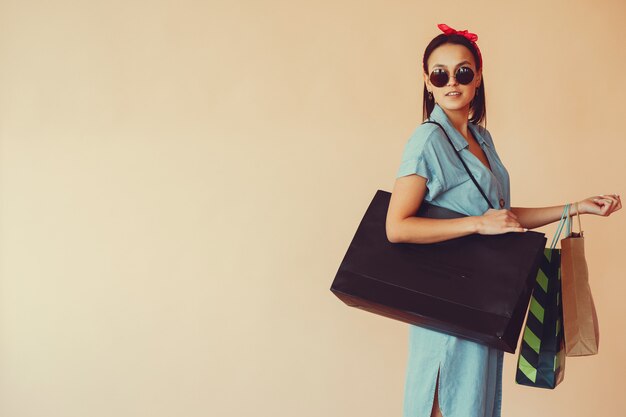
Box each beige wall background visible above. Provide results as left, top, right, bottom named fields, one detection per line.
left=1, top=1, right=624, bottom=416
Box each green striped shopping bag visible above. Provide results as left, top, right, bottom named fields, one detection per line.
left=515, top=204, right=570, bottom=389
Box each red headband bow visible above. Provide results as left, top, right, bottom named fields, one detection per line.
left=437, top=23, right=483, bottom=69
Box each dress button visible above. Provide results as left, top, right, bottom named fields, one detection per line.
left=499, top=198, right=505, bottom=208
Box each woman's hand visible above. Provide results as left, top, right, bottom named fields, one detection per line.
left=476, top=209, right=527, bottom=235
left=576, top=194, right=621, bottom=216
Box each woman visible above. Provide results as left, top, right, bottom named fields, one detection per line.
left=385, top=23, right=621, bottom=417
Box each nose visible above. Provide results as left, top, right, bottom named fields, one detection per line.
left=447, top=74, right=459, bottom=86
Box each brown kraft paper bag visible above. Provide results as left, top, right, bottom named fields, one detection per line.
left=560, top=202, right=600, bottom=356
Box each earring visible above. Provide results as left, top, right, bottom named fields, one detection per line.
left=428, top=91, right=433, bottom=100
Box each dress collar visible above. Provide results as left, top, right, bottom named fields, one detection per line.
left=427, top=103, right=490, bottom=151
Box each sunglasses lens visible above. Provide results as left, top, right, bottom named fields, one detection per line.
left=429, top=69, right=448, bottom=87
left=456, top=67, right=474, bottom=85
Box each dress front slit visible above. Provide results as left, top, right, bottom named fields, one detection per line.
left=431, top=366, right=443, bottom=417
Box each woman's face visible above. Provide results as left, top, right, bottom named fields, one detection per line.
left=423, top=43, right=482, bottom=112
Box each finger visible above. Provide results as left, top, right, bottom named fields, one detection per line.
left=615, top=194, right=622, bottom=210
left=593, top=197, right=612, bottom=207
left=505, top=218, right=521, bottom=226
left=599, top=195, right=618, bottom=204
left=508, top=220, right=524, bottom=230
left=610, top=199, right=622, bottom=213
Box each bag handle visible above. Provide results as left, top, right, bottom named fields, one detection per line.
left=550, top=203, right=571, bottom=250
left=565, top=201, right=584, bottom=238
left=421, top=120, right=495, bottom=210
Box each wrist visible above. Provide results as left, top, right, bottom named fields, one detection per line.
left=469, top=215, right=481, bottom=234
left=569, top=201, right=583, bottom=216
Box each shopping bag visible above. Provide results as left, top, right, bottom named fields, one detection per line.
left=561, top=202, right=600, bottom=356
left=515, top=204, right=569, bottom=389
left=330, top=189, right=547, bottom=353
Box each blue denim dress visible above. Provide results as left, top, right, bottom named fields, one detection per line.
left=396, top=103, right=511, bottom=417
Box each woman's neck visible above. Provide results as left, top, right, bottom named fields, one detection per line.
left=440, top=105, right=470, bottom=137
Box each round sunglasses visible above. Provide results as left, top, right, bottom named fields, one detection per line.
left=429, top=66, right=475, bottom=88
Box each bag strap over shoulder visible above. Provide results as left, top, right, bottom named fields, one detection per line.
left=421, top=119, right=495, bottom=210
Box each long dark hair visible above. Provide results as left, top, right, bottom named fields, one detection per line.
left=422, top=34, right=487, bottom=127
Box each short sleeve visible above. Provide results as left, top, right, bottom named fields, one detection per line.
left=395, top=126, right=443, bottom=199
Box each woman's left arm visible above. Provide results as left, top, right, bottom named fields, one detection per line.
left=510, top=194, right=622, bottom=230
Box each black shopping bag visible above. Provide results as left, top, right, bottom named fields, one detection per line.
left=515, top=204, right=570, bottom=388
left=515, top=248, right=566, bottom=388
left=330, top=189, right=547, bottom=353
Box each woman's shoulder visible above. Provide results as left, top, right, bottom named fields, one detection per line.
left=396, top=122, right=448, bottom=182
left=403, top=122, right=448, bottom=153
left=409, top=121, right=440, bottom=139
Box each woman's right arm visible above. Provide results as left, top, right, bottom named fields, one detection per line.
left=386, top=174, right=527, bottom=244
